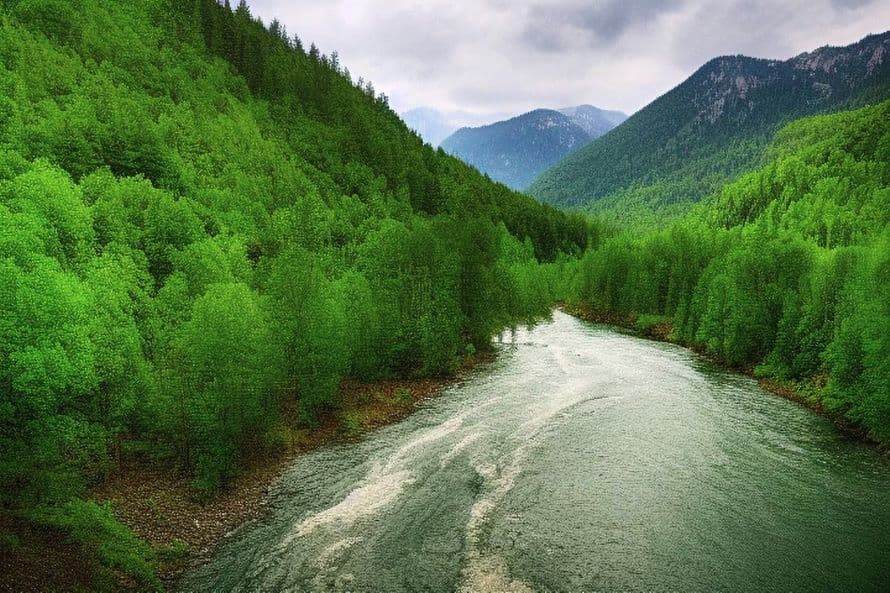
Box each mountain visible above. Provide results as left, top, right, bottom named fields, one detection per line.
left=529, top=32, right=890, bottom=218
left=441, top=105, right=626, bottom=190
left=559, top=104, right=628, bottom=137
left=400, top=107, right=456, bottom=147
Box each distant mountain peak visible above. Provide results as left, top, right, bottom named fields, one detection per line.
left=558, top=104, right=628, bottom=137
left=440, top=105, right=625, bottom=190
left=400, top=107, right=456, bottom=147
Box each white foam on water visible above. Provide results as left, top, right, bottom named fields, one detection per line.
left=457, top=327, right=609, bottom=592
left=440, top=433, right=481, bottom=466
left=281, top=411, right=471, bottom=548
left=459, top=554, right=535, bottom=593
left=379, top=412, right=469, bottom=473
left=315, top=537, right=363, bottom=569
left=289, top=469, right=416, bottom=540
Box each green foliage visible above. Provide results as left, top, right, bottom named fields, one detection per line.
left=0, top=0, right=580, bottom=561
left=166, top=282, right=282, bottom=493
left=155, top=538, right=189, bottom=564
left=822, top=232, right=890, bottom=441
left=31, top=499, right=161, bottom=591
left=393, top=387, right=413, bottom=404
left=567, top=100, right=890, bottom=440
left=341, top=411, right=364, bottom=438
left=634, top=314, right=670, bottom=334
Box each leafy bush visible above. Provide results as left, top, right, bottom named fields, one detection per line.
left=32, top=499, right=160, bottom=591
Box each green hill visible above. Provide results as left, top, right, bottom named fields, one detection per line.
left=529, top=32, right=890, bottom=223
left=0, top=0, right=586, bottom=588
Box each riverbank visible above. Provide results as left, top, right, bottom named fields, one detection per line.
left=561, top=303, right=882, bottom=450
left=0, top=352, right=494, bottom=593
left=174, top=309, right=890, bottom=593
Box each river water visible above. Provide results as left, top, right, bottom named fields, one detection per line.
left=180, top=311, right=890, bottom=593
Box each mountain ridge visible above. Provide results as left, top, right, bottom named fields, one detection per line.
left=529, top=31, right=890, bottom=215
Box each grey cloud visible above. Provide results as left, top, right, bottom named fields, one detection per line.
left=522, top=0, right=687, bottom=52
left=831, top=0, right=876, bottom=9
left=666, top=0, right=802, bottom=70
left=246, top=0, right=890, bottom=117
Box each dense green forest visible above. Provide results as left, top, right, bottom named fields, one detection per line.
left=2, top=1, right=889, bottom=590
left=0, top=0, right=586, bottom=588
left=561, top=99, right=890, bottom=445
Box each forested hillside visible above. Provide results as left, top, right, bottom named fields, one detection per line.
left=530, top=32, right=890, bottom=223
left=0, top=0, right=587, bottom=588
left=563, top=100, right=890, bottom=444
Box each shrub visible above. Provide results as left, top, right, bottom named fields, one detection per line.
left=32, top=499, right=160, bottom=591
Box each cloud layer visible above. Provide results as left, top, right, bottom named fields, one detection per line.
left=245, top=0, right=890, bottom=121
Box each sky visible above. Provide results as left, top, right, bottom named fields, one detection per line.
left=245, top=0, right=890, bottom=124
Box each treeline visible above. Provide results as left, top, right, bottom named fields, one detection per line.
left=0, top=0, right=585, bottom=587
left=563, top=100, right=890, bottom=442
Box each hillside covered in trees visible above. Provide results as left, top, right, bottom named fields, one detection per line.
left=0, top=0, right=587, bottom=588
left=529, top=32, right=890, bottom=224
left=562, top=99, right=890, bottom=446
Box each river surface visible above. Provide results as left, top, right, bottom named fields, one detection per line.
left=180, top=311, right=890, bottom=593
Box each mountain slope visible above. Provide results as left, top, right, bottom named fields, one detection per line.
left=559, top=104, right=628, bottom=137
left=0, top=0, right=588, bottom=588
left=441, top=106, right=624, bottom=190
left=530, top=32, right=890, bottom=216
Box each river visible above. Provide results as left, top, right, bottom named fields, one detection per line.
left=179, top=311, right=890, bottom=593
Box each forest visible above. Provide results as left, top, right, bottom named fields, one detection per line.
left=561, top=100, right=890, bottom=444
left=1, top=0, right=888, bottom=591
left=0, top=0, right=586, bottom=588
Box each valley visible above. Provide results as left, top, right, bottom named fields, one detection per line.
left=0, top=1, right=888, bottom=591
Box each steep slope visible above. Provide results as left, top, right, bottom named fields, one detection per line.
left=0, top=0, right=588, bottom=589
left=559, top=104, right=628, bottom=137
left=530, top=32, right=890, bottom=218
left=441, top=106, right=623, bottom=190
left=400, top=107, right=456, bottom=147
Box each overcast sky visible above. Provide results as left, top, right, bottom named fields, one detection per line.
left=245, top=0, right=890, bottom=123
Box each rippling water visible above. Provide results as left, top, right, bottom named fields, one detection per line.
left=180, top=311, right=890, bottom=593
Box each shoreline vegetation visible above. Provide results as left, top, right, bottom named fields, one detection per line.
left=556, top=100, right=889, bottom=461
left=1, top=1, right=887, bottom=592
left=1, top=350, right=493, bottom=592
left=562, top=304, right=882, bottom=451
